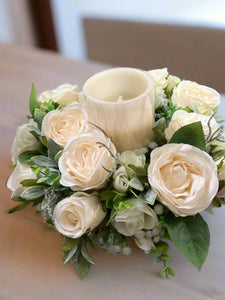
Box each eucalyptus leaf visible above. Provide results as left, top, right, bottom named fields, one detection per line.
left=26, top=124, right=41, bottom=140
left=153, top=118, right=167, bottom=145
left=29, top=84, right=38, bottom=116
left=165, top=213, right=210, bottom=270
left=31, top=155, right=58, bottom=168
left=61, top=238, right=80, bottom=252
left=81, top=240, right=95, bottom=265
left=64, top=246, right=78, bottom=264
left=34, top=108, right=46, bottom=130
left=170, top=121, right=206, bottom=151
left=8, top=202, right=29, bottom=214
left=20, top=186, right=45, bottom=200
left=54, top=150, right=63, bottom=163
left=76, top=254, right=91, bottom=280
left=47, top=139, right=61, bottom=159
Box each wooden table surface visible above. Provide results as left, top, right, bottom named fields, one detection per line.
left=0, top=43, right=225, bottom=300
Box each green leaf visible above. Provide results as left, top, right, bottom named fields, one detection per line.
left=167, top=267, right=175, bottom=276
left=170, top=121, right=206, bottom=151
left=81, top=239, right=95, bottom=265
left=100, top=190, right=115, bottom=202
left=150, top=241, right=169, bottom=255
left=20, top=186, right=45, bottom=200
left=153, top=118, right=167, bottom=145
left=54, top=150, right=63, bottom=163
left=64, top=246, right=78, bottom=264
left=76, top=254, right=91, bottom=280
left=31, top=155, right=58, bottom=168
left=128, top=165, right=147, bottom=176
left=47, top=139, right=61, bottom=159
left=61, top=238, right=80, bottom=252
left=129, top=177, right=144, bottom=191
left=20, top=179, right=38, bottom=187
left=165, top=213, right=210, bottom=270
left=18, top=150, right=40, bottom=164
left=8, top=202, right=29, bottom=214
left=29, top=84, right=38, bottom=116
left=26, top=124, right=41, bottom=140
left=34, top=108, right=46, bottom=130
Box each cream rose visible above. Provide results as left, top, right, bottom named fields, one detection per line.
left=148, top=68, right=168, bottom=89
left=11, top=120, right=39, bottom=161
left=41, top=103, right=89, bottom=147
left=7, top=162, right=36, bottom=195
left=171, top=80, right=220, bottom=114
left=148, top=144, right=219, bottom=216
left=112, top=198, right=158, bottom=236
left=53, top=192, right=106, bottom=238
left=38, top=84, right=80, bottom=107
left=165, top=110, right=220, bottom=141
left=59, top=130, right=117, bottom=191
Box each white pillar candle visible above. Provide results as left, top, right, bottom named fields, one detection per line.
left=82, top=68, right=155, bottom=152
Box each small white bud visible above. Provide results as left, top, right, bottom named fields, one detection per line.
left=153, top=204, right=164, bottom=215
left=109, top=245, right=121, bottom=256
left=148, top=142, right=158, bottom=149
left=122, top=246, right=132, bottom=255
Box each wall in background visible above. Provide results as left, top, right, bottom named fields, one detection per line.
left=0, top=0, right=37, bottom=47
left=0, top=0, right=14, bottom=43
left=51, top=0, right=225, bottom=60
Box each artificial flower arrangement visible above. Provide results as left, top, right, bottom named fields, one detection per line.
left=7, top=67, right=225, bottom=279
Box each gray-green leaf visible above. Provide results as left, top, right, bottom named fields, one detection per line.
left=76, top=254, right=91, bottom=279
left=81, top=240, right=95, bottom=265
left=165, top=213, right=210, bottom=270
left=64, top=246, right=78, bottom=264
left=129, top=177, right=144, bottom=191
left=20, top=186, right=45, bottom=200
left=31, top=155, right=58, bottom=168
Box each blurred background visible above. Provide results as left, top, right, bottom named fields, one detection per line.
left=0, top=0, right=225, bottom=91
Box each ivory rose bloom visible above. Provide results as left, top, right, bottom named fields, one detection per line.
left=171, top=80, right=220, bottom=114
left=11, top=121, right=39, bottom=161
left=112, top=198, right=158, bottom=236
left=59, top=130, right=117, bottom=191
left=38, top=84, right=80, bottom=107
left=41, top=103, right=89, bottom=147
left=148, top=144, right=219, bottom=216
left=165, top=110, right=220, bottom=141
left=53, top=192, right=106, bottom=238
left=7, top=162, right=36, bottom=195
left=148, top=68, right=168, bottom=108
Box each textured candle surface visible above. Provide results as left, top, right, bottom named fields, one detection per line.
left=82, top=68, right=155, bottom=152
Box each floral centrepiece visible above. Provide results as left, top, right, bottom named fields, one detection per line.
left=7, top=69, right=225, bottom=279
